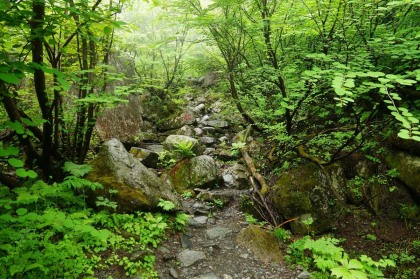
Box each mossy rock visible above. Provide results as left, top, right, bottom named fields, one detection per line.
left=165, top=155, right=221, bottom=193
left=87, top=139, right=181, bottom=213
left=272, top=163, right=344, bottom=235
left=236, top=225, right=283, bottom=264
left=385, top=151, right=420, bottom=199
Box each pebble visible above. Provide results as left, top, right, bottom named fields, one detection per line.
left=169, top=267, right=179, bottom=278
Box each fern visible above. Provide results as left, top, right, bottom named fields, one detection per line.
left=63, top=161, right=92, bottom=177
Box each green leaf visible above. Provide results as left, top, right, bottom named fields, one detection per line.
left=0, top=146, right=19, bottom=157
left=398, top=130, right=411, bottom=139
left=26, top=170, right=38, bottom=179
left=104, top=26, right=113, bottom=35
left=0, top=73, right=20, bottom=84
left=63, top=161, right=92, bottom=177
left=16, top=168, right=28, bottom=178
left=16, top=208, right=28, bottom=216
left=8, top=158, right=24, bottom=168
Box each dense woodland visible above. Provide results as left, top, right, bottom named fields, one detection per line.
left=0, top=0, right=419, bottom=278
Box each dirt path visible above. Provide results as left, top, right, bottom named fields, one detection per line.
left=154, top=192, right=299, bottom=279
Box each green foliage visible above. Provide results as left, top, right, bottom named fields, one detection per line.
left=0, top=172, right=183, bottom=278
left=157, top=199, right=176, bottom=211
left=286, top=236, right=396, bottom=278
left=181, top=191, right=193, bottom=199
left=158, top=140, right=196, bottom=168
left=173, top=141, right=196, bottom=159
left=244, top=213, right=267, bottom=226
left=273, top=227, right=292, bottom=243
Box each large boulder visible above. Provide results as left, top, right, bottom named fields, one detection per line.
left=87, top=139, right=181, bottom=213
left=95, top=94, right=146, bottom=143
left=385, top=151, right=420, bottom=198
left=236, top=225, right=283, bottom=264
left=272, top=163, right=346, bottom=235
left=165, top=155, right=221, bottom=193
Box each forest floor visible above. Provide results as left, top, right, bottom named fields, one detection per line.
left=152, top=193, right=299, bottom=279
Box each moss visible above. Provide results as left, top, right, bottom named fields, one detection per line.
left=87, top=156, right=153, bottom=213
left=236, top=225, right=283, bottom=264
left=166, top=159, right=191, bottom=193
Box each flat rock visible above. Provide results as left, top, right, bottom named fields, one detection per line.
left=189, top=216, right=208, bottom=228
left=191, top=273, right=220, bottom=279
left=206, top=226, right=233, bottom=240
left=177, top=249, right=206, bottom=267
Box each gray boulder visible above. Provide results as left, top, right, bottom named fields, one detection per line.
left=159, top=109, right=196, bottom=131
left=165, top=155, right=221, bottom=192
left=163, top=135, right=204, bottom=156
left=87, top=139, right=180, bottom=213
left=222, top=164, right=249, bottom=189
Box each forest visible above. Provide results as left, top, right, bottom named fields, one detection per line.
left=0, top=0, right=419, bottom=278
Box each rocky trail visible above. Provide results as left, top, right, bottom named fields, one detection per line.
left=153, top=191, right=301, bottom=279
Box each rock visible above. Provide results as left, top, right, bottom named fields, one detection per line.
left=236, top=225, right=283, bottom=264
left=206, top=226, right=233, bottom=239
left=87, top=139, right=180, bottom=213
left=271, top=163, right=345, bottom=235
left=205, top=120, right=229, bottom=129
left=129, top=147, right=159, bottom=168
left=177, top=250, right=206, bottom=267
left=194, top=127, right=204, bottom=136
left=163, top=135, right=204, bottom=156
left=169, top=267, right=179, bottom=279
left=385, top=151, right=420, bottom=198
left=297, top=271, right=311, bottom=279
left=180, top=233, right=192, bottom=249
left=194, top=103, right=206, bottom=112
left=165, top=155, right=221, bottom=192
left=201, top=136, right=216, bottom=146
left=191, top=273, right=220, bottom=279
left=222, top=164, right=249, bottom=189
left=189, top=216, right=208, bottom=228
left=176, top=125, right=194, bottom=137
left=143, top=144, right=163, bottom=153
left=95, top=94, right=144, bottom=143
left=202, top=127, right=216, bottom=134
left=159, top=109, right=196, bottom=131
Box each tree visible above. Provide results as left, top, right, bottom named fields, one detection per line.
left=0, top=0, right=126, bottom=185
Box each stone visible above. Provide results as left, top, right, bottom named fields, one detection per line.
left=222, top=164, right=249, bottom=189
left=206, top=226, right=233, bottom=240
left=386, top=151, right=420, bottom=198
left=236, top=225, right=283, bottom=264
left=271, top=163, right=345, bottom=235
left=194, top=103, right=206, bottom=112
left=95, top=94, right=144, bottom=143
left=177, top=250, right=206, bottom=267
left=129, top=147, right=159, bottom=168
left=191, top=273, right=220, bottom=279
left=180, top=233, right=192, bottom=249
left=189, top=216, right=208, bottom=228
left=297, top=271, right=311, bottom=279
left=205, top=120, right=229, bottom=129
left=194, top=127, right=204, bottom=136
left=169, top=267, right=179, bottom=279
left=143, top=144, right=163, bottom=153
left=87, top=139, right=180, bottom=213
left=159, top=109, right=196, bottom=131
left=165, top=155, right=221, bottom=192
left=176, top=125, right=194, bottom=137
left=201, top=136, right=216, bottom=145
left=202, top=126, right=217, bottom=135
left=163, top=135, right=204, bottom=156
